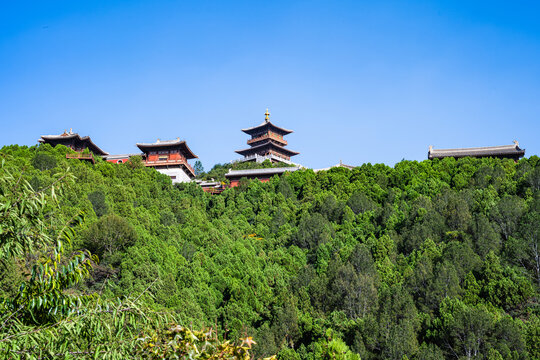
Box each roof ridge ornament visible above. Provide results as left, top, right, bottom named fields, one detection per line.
left=513, top=139, right=519, bottom=147
left=264, top=108, right=270, bottom=122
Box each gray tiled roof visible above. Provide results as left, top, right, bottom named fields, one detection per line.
left=39, top=132, right=109, bottom=155
left=225, top=166, right=301, bottom=178
left=136, top=138, right=198, bottom=159
left=428, top=143, right=525, bottom=159
left=241, top=121, right=293, bottom=135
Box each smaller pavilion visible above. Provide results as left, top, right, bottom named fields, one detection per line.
left=428, top=141, right=525, bottom=162
left=136, top=138, right=198, bottom=183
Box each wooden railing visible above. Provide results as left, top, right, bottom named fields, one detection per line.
left=66, top=153, right=95, bottom=164
left=145, top=159, right=196, bottom=176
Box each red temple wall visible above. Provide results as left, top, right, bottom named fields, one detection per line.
left=106, top=156, right=131, bottom=164
left=145, top=150, right=186, bottom=162
left=229, top=177, right=271, bottom=187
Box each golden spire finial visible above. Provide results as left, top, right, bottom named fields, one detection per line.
left=264, top=108, right=270, bottom=122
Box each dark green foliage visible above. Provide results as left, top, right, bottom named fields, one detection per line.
left=1, top=145, right=539, bottom=359
left=88, top=189, right=108, bottom=217
left=31, top=151, right=57, bottom=171
left=83, top=213, right=137, bottom=261
left=294, top=213, right=333, bottom=250
left=347, top=191, right=375, bottom=215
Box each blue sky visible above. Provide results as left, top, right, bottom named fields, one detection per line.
left=1, top=1, right=539, bottom=169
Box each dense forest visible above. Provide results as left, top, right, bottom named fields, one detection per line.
left=0, top=143, right=539, bottom=359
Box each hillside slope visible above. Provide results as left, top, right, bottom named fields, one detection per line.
left=1, top=143, right=539, bottom=359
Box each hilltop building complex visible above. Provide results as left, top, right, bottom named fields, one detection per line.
left=236, top=109, right=299, bottom=164
left=38, top=129, right=108, bottom=164
left=38, top=127, right=528, bottom=190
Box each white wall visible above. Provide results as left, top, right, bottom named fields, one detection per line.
left=155, top=167, right=193, bottom=183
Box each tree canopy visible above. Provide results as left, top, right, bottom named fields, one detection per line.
left=0, top=143, right=538, bottom=359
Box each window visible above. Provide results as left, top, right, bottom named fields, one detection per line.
left=117, top=160, right=123, bottom=164
left=170, top=176, right=176, bottom=179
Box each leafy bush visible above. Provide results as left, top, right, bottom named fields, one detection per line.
left=83, top=213, right=137, bottom=262
left=88, top=189, right=108, bottom=217
left=31, top=152, right=57, bottom=171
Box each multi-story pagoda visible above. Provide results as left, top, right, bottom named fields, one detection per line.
left=136, top=138, right=198, bottom=183
left=235, top=109, right=299, bottom=164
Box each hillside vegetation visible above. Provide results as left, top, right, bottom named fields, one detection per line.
left=0, top=143, right=539, bottom=359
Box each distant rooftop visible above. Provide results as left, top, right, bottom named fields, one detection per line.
left=428, top=141, right=525, bottom=160
left=314, top=161, right=356, bottom=172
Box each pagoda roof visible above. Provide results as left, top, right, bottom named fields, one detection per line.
left=235, top=140, right=299, bottom=157
left=241, top=120, right=293, bottom=135
left=428, top=142, right=525, bottom=160
left=136, top=138, right=198, bottom=159
left=39, top=131, right=109, bottom=155
left=225, top=166, right=301, bottom=179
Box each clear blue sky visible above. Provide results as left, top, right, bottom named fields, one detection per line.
left=1, top=1, right=539, bottom=169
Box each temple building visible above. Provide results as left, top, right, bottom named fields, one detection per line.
left=39, top=129, right=108, bottom=156
left=428, top=141, right=525, bottom=161
left=225, top=166, right=301, bottom=187
left=39, top=129, right=108, bottom=164
left=235, top=109, right=299, bottom=164
left=136, top=138, right=197, bottom=183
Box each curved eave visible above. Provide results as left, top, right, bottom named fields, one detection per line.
left=241, top=121, right=293, bottom=135
left=39, top=134, right=109, bottom=155
left=39, top=134, right=78, bottom=141
left=81, top=136, right=109, bottom=156
left=235, top=142, right=299, bottom=157
left=136, top=141, right=198, bottom=159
